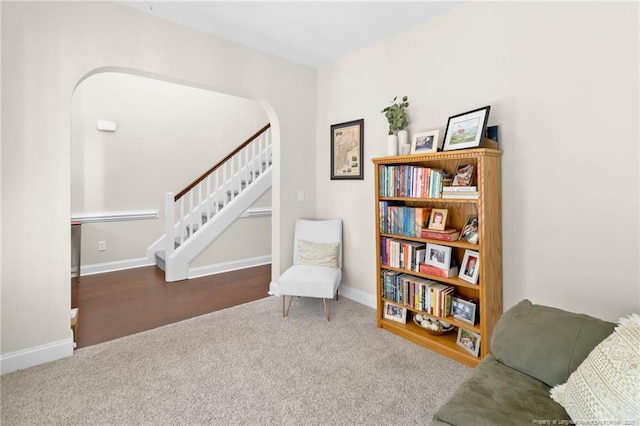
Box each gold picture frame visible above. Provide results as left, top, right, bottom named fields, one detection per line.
left=410, top=130, right=439, bottom=155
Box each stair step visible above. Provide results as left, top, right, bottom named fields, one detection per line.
left=155, top=250, right=166, bottom=271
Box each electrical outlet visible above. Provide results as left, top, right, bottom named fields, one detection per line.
left=98, top=241, right=107, bottom=251
left=297, top=190, right=305, bottom=202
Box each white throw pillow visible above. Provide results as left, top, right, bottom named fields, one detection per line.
left=295, top=240, right=339, bottom=268
left=550, top=313, right=640, bottom=423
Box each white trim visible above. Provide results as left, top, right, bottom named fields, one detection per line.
left=1, top=339, right=74, bottom=375
left=71, top=210, right=159, bottom=223
left=239, top=207, right=272, bottom=218
left=81, top=257, right=154, bottom=276
left=339, top=284, right=376, bottom=309
left=189, top=255, right=271, bottom=279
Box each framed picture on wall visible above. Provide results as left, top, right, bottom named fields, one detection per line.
left=330, top=119, right=364, bottom=180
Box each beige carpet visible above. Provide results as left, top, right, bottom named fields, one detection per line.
left=1, top=295, right=470, bottom=425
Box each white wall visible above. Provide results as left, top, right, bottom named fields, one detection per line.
left=72, top=72, right=270, bottom=268
left=1, top=1, right=316, bottom=371
left=317, top=1, right=639, bottom=322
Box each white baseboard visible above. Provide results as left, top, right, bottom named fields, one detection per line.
left=80, top=256, right=270, bottom=279
left=188, top=255, right=271, bottom=279
left=339, top=284, right=376, bottom=309
left=80, top=257, right=154, bottom=276
left=1, top=338, right=74, bottom=375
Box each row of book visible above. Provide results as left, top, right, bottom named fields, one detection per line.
left=379, top=165, right=447, bottom=198
left=381, top=237, right=425, bottom=271
left=379, top=202, right=432, bottom=237
left=381, top=270, right=454, bottom=317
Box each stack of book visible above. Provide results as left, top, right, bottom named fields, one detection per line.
left=419, top=263, right=459, bottom=278
left=421, top=228, right=460, bottom=241
left=441, top=186, right=478, bottom=199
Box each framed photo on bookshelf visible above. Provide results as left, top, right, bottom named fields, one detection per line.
left=383, top=302, right=407, bottom=323
left=452, top=163, right=474, bottom=186
left=460, top=215, right=479, bottom=244
left=428, top=209, right=448, bottom=231
left=410, top=130, right=439, bottom=155
left=459, top=250, right=480, bottom=284
left=330, top=119, right=364, bottom=180
left=457, top=327, right=481, bottom=357
left=452, top=297, right=477, bottom=325
left=443, top=106, right=490, bottom=151
left=425, top=243, right=452, bottom=269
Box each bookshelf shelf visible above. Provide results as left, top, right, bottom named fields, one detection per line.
left=373, top=148, right=502, bottom=367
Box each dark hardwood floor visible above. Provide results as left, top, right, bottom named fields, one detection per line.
left=71, top=264, right=271, bottom=349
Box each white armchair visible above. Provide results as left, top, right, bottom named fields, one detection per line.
left=268, top=218, right=342, bottom=321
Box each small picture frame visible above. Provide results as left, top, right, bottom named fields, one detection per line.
left=460, top=215, right=479, bottom=245
left=443, top=106, right=491, bottom=151
left=410, top=130, right=440, bottom=155
left=452, top=163, right=474, bottom=186
left=428, top=209, right=448, bottom=231
left=330, top=119, right=364, bottom=180
left=457, top=327, right=481, bottom=357
left=452, top=297, right=477, bottom=325
left=425, top=243, right=452, bottom=269
left=459, top=250, right=480, bottom=284
left=383, top=302, right=407, bottom=323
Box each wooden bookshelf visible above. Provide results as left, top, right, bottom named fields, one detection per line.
left=373, top=148, right=502, bottom=367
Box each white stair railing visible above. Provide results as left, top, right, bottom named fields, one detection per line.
left=162, top=125, right=272, bottom=267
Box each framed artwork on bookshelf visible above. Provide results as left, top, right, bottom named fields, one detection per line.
left=428, top=209, right=448, bottom=231
left=425, top=243, right=452, bottom=269
left=459, top=250, right=480, bottom=284
left=457, top=327, right=481, bottom=357
left=410, top=130, right=439, bottom=155
left=383, top=302, right=407, bottom=323
left=443, top=106, right=490, bottom=151
left=452, top=297, right=477, bottom=325
left=460, top=216, right=479, bottom=244
left=452, top=163, right=475, bottom=186
left=330, top=119, right=364, bottom=180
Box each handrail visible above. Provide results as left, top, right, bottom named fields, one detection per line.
left=174, top=123, right=271, bottom=201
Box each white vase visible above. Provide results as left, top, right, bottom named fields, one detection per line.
left=398, top=129, right=408, bottom=146
left=398, top=129, right=410, bottom=155
left=387, top=134, right=398, bottom=156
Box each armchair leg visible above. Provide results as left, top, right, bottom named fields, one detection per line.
left=335, top=289, right=339, bottom=301
left=323, top=298, right=331, bottom=322
left=283, top=296, right=294, bottom=318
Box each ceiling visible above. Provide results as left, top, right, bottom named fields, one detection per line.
left=119, top=1, right=461, bottom=68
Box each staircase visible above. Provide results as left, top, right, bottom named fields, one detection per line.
left=147, top=124, right=272, bottom=282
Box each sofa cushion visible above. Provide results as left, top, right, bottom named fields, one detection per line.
left=431, top=354, right=570, bottom=426
left=550, top=313, right=640, bottom=423
left=491, top=299, right=615, bottom=387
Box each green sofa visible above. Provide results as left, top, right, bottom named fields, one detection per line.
left=430, top=299, right=616, bottom=426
